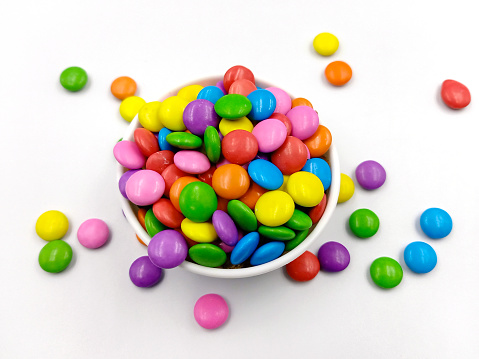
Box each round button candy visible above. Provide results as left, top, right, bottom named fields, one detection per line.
left=337, top=173, right=355, bottom=203
left=212, top=210, right=238, bottom=246
left=174, top=150, right=210, bottom=174
left=223, top=65, right=255, bottom=92
left=212, top=164, right=250, bottom=200
left=129, top=256, right=163, bottom=288
left=370, top=257, right=403, bottom=289
left=349, top=209, right=380, bottom=238
left=197, top=86, right=224, bottom=104
left=138, top=101, right=163, bottom=132
left=404, top=241, right=437, bottom=274
left=271, top=136, right=308, bottom=175
left=134, top=128, right=160, bottom=157
left=111, top=76, right=137, bottom=100
left=441, top=79, right=471, bottom=109
left=286, top=251, right=320, bottom=281
left=265, top=87, right=292, bottom=115
left=317, top=241, right=350, bottom=272
left=247, top=89, right=276, bottom=121
left=313, top=32, right=339, bottom=56
left=325, top=61, right=352, bottom=86
left=113, top=141, right=146, bottom=170
left=60, top=66, right=88, bottom=92
left=228, top=79, right=257, bottom=97
left=214, top=94, right=252, bottom=119
left=303, top=125, right=332, bottom=158
left=179, top=182, right=217, bottom=222
left=248, top=159, right=283, bottom=190
left=286, top=106, right=320, bottom=140
left=189, top=244, right=227, bottom=267
left=222, top=129, right=258, bottom=165
left=158, top=96, right=188, bottom=131
left=194, top=294, right=229, bottom=329
left=119, top=96, right=146, bottom=122
left=250, top=241, right=285, bottom=266
left=420, top=208, right=453, bottom=239
left=38, top=240, right=73, bottom=273
left=35, top=210, right=69, bottom=241
left=77, top=219, right=109, bottom=249
left=147, top=230, right=188, bottom=269
left=252, top=119, right=287, bottom=153
left=286, top=171, right=324, bottom=207
left=125, top=170, right=165, bottom=206
left=183, top=99, right=220, bottom=136
left=302, top=158, right=332, bottom=190
left=119, top=169, right=140, bottom=198
left=177, top=84, right=203, bottom=103
left=355, top=160, right=386, bottom=190
left=255, top=191, right=295, bottom=227
left=230, top=232, right=260, bottom=265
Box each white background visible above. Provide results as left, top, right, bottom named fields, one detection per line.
left=1, top=0, right=478, bottom=358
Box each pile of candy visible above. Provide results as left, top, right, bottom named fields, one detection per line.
left=114, top=65, right=333, bottom=274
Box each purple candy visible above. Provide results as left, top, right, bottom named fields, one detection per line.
left=119, top=169, right=140, bottom=199
left=216, top=80, right=227, bottom=95
left=317, top=241, right=350, bottom=272
left=355, top=160, right=386, bottom=190
left=147, top=230, right=188, bottom=269
left=218, top=242, right=235, bottom=253
left=183, top=99, right=221, bottom=136
left=129, top=256, right=163, bottom=287
left=212, top=210, right=239, bottom=246
left=255, top=152, right=270, bottom=161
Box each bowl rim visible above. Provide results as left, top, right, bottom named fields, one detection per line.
left=117, top=76, right=340, bottom=278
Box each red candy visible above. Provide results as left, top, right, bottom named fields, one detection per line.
left=308, top=194, right=327, bottom=224
left=441, top=79, right=471, bottom=109
left=146, top=150, right=175, bottom=175
left=161, top=164, right=187, bottom=198
left=223, top=65, right=255, bottom=92
left=271, top=136, right=308, bottom=175
left=222, top=130, right=258, bottom=165
left=134, top=128, right=160, bottom=157
left=269, top=113, right=292, bottom=136
left=228, top=79, right=257, bottom=97
left=286, top=251, right=320, bottom=281
left=198, top=166, right=216, bottom=187
left=152, top=198, right=185, bottom=228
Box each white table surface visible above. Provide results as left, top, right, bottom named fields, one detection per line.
left=2, top=0, right=478, bottom=358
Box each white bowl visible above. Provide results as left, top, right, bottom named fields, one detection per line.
left=117, top=76, right=340, bottom=278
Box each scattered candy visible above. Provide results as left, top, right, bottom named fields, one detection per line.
left=77, top=219, right=109, bottom=249
left=111, top=76, right=137, bottom=100
left=119, top=96, right=146, bottom=122
left=370, top=257, right=403, bottom=289
left=194, top=294, right=229, bottom=329
left=129, top=256, right=163, bottom=287
left=39, top=240, right=73, bottom=273
left=337, top=173, right=355, bottom=203
left=35, top=210, right=69, bottom=241
left=355, top=160, right=386, bottom=190
left=404, top=241, right=437, bottom=274
left=317, top=241, right=350, bottom=272
left=60, top=66, right=88, bottom=92
left=325, top=61, right=352, bottom=86
left=441, top=79, right=471, bottom=109
left=420, top=208, right=453, bottom=239
left=348, top=209, right=380, bottom=238
left=313, top=32, right=339, bottom=56
left=286, top=251, right=320, bottom=281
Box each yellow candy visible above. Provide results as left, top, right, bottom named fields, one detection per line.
left=286, top=171, right=324, bottom=207
left=35, top=210, right=69, bottom=241
left=158, top=96, right=188, bottom=131
left=255, top=191, right=295, bottom=227
left=313, top=32, right=339, bottom=56
left=119, top=96, right=146, bottom=122
left=177, top=84, right=204, bottom=103
left=138, top=101, right=163, bottom=132
left=338, top=173, right=355, bottom=203
left=278, top=175, right=290, bottom=192
left=219, top=116, right=254, bottom=136
left=181, top=218, right=217, bottom=243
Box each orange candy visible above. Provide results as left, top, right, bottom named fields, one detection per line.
left=136, top=234, right=147, bottom=246
left=303, top=125, right=332, bottom=158
left=111, top=76, right=137, bottom=100
left=324, top=61, right=352, bottom=86
left=137, top=208, right=147, bottom=231
left=216, top=196, right=230, bottom=212
left=169, top=176, right=200, bottom=212
left=239, top=182, right=268, bottom=210
left=292, top=98, right=313, bottom=108
left=212, top=164, right=250, bottom=200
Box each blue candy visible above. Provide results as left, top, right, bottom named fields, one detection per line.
left=230, top=232, right=260, bottom=265
left=248, top=159, right=283, bottom=190
left=158, top=127, right=176, bottom=152
left=420, top=208, right=452, bottom=239
left=250, top=241, right=285, bottom=266
left=197, top=86, right=224, bottom=105
left=404, top=241, right=437, bottom=273
left=247, top=89, right=276, bottom=121
left=302, top=158, right=332, bottom=190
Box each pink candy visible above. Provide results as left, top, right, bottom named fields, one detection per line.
left=194, top=294, right=229, bottom=329
left=174, top=150, right=211, bottom=174
left=252, top=119, right=287, bottom=153
left=125, top=170, right=165, bottom=206
left=113, top=141, right=146, bottom=169
left=266, top=87, right=292, bottom=115
left=77, top=219, right=110, bottom=249
left=286, top=106, right=320, bottom=140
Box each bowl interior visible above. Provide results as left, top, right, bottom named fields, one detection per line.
left=117, top=76, right=340, bottom=278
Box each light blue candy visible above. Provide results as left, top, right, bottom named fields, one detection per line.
left=230, top=232, right=260, bottom=265
left=302, top=158, right=332, bottom=190
left=248, top=159, right=283, bottom=190
left=158, top=128, right=176, bottom=152
left=197, top=86, right=224, bottom=105
left=250, top=241, right=285, bottom=266
left=404, top=241, right=437, bottom=273
left=420, top=208, right=452, bottom=239
left=247, top=89, right=276, bottom=121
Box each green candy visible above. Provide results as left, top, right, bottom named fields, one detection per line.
left=285, top=229, right=309, bottom=251
left=349, top=208, right=380, bottom=238
left=227, top=200, right=257, bottom=232
left=179, top=182, right=217, bottom=222
left=145, top=209, right=166, bottom=237
left=60, top=66, right=88, bottom=92
left=214, top=94, right=252, bottom=119
left=370, top=257, right=403, bottom=289
left=38, top=240, right=73, bottom=273
left=258, top=226, right=296, bottom=241
left=285, top=209, right=313, bottom=231
left=204, top=126, right=221, bottom=163
left=166, top=132, right=202, bottom=149
left=189, top=244, right=227, bottom=268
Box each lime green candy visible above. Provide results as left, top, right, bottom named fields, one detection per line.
left=258, top=226, right=296, bottom=241
left=214, top=94, right=252, bottom=119
left=60, top=66, right=88, bottom=92
left=227, top=200, right=257, bottom=232
left=145, top=209, right=166, bottom=237
left=38, top=240, right=73, bottom=273
left=349, top=209, right=380, bottom=238
left=166, top=132, right=202, bottom=149
left=370, top=257, right=403, bottom=289
left=179, top=182, right=217, bottom=222
left=285, top=209, right=313, bottom=231
left=285, top=229, right=309, bottom=251
left=189, top=243, right=227, bottom=267
left=204, top=126, right=221, bottom=163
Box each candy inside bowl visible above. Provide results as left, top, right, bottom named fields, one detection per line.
left=116, top=72, right=340, bottom=279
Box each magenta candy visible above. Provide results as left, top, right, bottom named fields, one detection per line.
left=113, top=140, right=146, bottom=169
left=77, top=218, right=110, bottom=249
left=216, top=81, right=227, bottom=95
left=212, top=210, right=239, bottom=246
left=119, top=169, right=140, bottom=199
left=218, top=242, right=235, bottom=253
left=125, top=170, right=165, bottom=206
left=194, top=293, right=229, bottom=329
left=355, top=160, right=386, bottom=190
left=129, top=256, right=163, bottom=287
left=183, top=99, right=221, bottom=136
left=266, top=87, right=292, bottom=115
left=286, top=106, right=320, bottom=140
left=252, top=119, right=287, bottom=153
left=317, top=241, right=350, bottom=272
left=148, top=230, right=188, bottom=269
left=174, top=150, right=211, bottom=174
